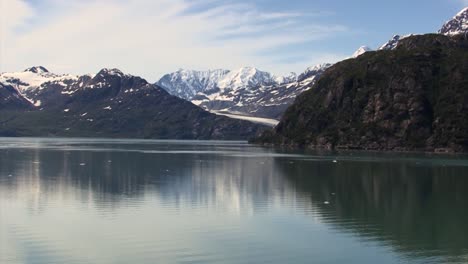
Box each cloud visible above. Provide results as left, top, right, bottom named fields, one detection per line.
left=1, top=0, right=348, bottom=81
left=0, top=0, right=34, bottom=61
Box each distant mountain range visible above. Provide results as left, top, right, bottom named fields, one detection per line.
left=0, top=67, right=265, bottom=139
left=157, top=8, right=468, bottom=121
left=157, top=64, right=338, bottom=120
left=157, top=66, right=304, bottom=120
left=154, top=43, right=385, bottom=120
left=1, top=7, right=466, bottom=143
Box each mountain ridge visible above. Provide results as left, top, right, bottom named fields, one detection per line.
left=0, top=68, right=266, bottom=139
left=439, top=7, right=468, bottom=36
left=157, top=64, right=331, bottom=119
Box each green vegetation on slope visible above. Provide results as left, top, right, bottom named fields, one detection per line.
left=253, top=34, right=468, bottom=152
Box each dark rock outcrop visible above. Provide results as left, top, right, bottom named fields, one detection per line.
left=0, top=83, right=34, bottom=111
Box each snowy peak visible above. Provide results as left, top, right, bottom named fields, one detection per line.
left=379, top=35, right=402, bottom=50
left=172, top=68, right=229, bottom=80
left=352, top=46, right=372, bottom=58
left=170, top=68, right=229, bottom=85
left=0, top=67, right=78, bottom=92
left=159, top=63, right=331, bottom=120
left=439, top=7, right=468, bottom=36
left=157, top=67, right=297, bottom=100
left=297, top=63, right=332, bottom=82
left=378, top=35, right=415, bottom=50
left=24, top=66, right=49, bottom=74
left=157, top=68, right=230, bottom=100
left=97, top=68, right=126, bottom=77
left=217, top=67, right=276, bottom=90
left=303, top=63, right=332, bottom=75
left=274, top=72, right=298, bottom=85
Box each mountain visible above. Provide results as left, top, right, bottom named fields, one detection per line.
left=156, top=69, right=229, bottom=100
left=351, top=46, right=372, bottom=58
left=157, top=67, right=283, bottom=101
left=159, top=37, right=432, bottom=121
left=376, top=7, right=467, bottom=51
left=193, top=65, right=330, bottom=120
left=0, top=66, right=79, bottom=95
left=0, top=83, right=34, bottom=111
left=439, top=7, right=468, bottom=36
left=157, top=65, right=329, bottom=120
left=378, top=35, right=415, bottom=50
left=0, top=67, right=266, bottom=139
left=217, top=67, right=277, bottom=90
left=252, top=34, right=468, bottom=153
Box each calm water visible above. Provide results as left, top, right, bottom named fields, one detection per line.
left=1, top=138, right=468, bottom=264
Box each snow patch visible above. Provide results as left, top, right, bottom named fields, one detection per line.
left=211, top=110, right=279, bottom=127
left=0, top=70, right=78, bottom=92
left=61, top=90, right=77, bottom=95
left=351, top=46, right=372, bottom=58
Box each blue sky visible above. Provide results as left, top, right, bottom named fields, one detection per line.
left=1, top=0, right=466, bottom=81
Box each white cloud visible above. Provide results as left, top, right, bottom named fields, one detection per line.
left=1, top=0, right=348, bottom=81
left=0, top=0, right=34, bottom=65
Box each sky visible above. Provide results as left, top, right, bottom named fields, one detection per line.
left=0, top=0, right=466, bottom=82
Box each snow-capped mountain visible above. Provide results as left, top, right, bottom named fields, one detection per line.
left=0, top=66, right=79, bottom=93
left=378, top=35, right=418, bottom=50
left=155, top=8, right=468, bottom=121
left=0, top=67, right=138, bottom=106
left=439, top=7, right=468, bottom=36
left=216, top=67, right=285, bottom=91
left=157, top=67, right=294, bottom=101
left=0, top=67, right=265, bottom=139
left=351, top=46, right=372, bottom=58
left=375, top=7, right=468, bottom=52
left=354, top=35, right=414, bottom=54
left=157, top=66, right=312, bottom=119
left=376, top=8, right=467, bottom=51
left=157, top=64, right=330, bottom=120
left=274, top=72, right=298, bottom=85
left=157, top=69, right=229, bottom=100
left=379, top=35, right=399, bottom=50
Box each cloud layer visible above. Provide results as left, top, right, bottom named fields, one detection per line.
left=1, top=0, right=348, bottom=80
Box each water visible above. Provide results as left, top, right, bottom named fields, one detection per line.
left=1, top=138, right=468, bottom=264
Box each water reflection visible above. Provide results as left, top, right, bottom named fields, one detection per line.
left=1, top=138, right=468, bottom=264
left=277, top=158, right=468, bottom=261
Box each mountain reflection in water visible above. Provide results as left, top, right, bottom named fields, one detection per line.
left=1, top=138, right=467, bottom=264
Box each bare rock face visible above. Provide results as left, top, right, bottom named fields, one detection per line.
left=253, top=34, right=468, bottom=153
